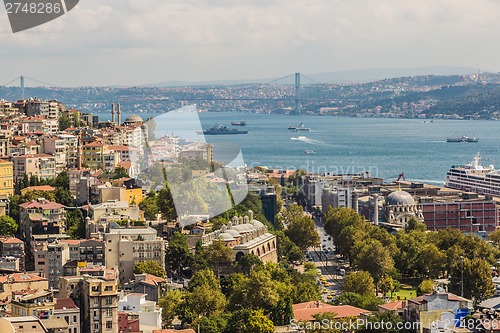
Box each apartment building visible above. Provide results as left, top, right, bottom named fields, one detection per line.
left=104, top=226, right=166, bottom=285
left=0, top=237, right=25, bottom=271
left=0, top=159, right=14, bottom=197
left=13, top=154, right=57, bottom=182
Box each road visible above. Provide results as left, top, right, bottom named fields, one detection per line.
left=306, top=212, right=345, bottom=302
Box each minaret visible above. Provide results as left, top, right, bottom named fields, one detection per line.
left=111, top=103, right=115, bottom=124
left=353, top=191, right=359, bottom=214
left=77, top=132, right=82, bottom=170
left=373, top=194, right=379, bottom=226
left=117, top=103, right=121, bottom=125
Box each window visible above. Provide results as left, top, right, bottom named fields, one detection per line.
left=106, top=308, right=112, bottom=317
left=94, top=323, right=99, bottom=330
left=73, top=315, right=77, bottom=322
left=106, top=321, right=112, bottom=330
left=106, top=296, right=113, bottom=305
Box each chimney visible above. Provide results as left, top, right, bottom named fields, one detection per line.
left=117, top=103, right=121, bottom=125
left=373, top=194, right=379, bottom=226
left=111, top=103, right=115, bottom=124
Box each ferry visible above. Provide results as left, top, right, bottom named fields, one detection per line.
left=446, top=135, right=478, bottom=143
left=305, top=150, right=316, bottom=155
left=231, top=121, right=246, bottom=126
left=202, top=124, right=248, bottom=135
left=444, top=153, right=500, bottom=196
left=292, top=123, right=311, bottom=132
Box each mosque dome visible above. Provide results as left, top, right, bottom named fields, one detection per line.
left=385, top=190, right=415, bottom=206
left=124, top=114, right=143, bottom=124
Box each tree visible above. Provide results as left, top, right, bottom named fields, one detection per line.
left=284, top=214, right=320, bottom=251
left=449, top=257, right=495, bottom=304
left=205, top=240, right=233, bottom=277
left=187, top=269, right=219, bottom=292
left=235, top=253, right=263, bottom=275
left=113, top=166, right=129, bottom=179
left=53, top=171, right=70, bottom=189
left=405, top=216, right=427, bottom=232
left=394, top=230, right=427, bottom=277
left=158, top=289, right=182, bottom=326
left=55, top=187, right=74, bottom=206
left=0, top=215, right=18, bottom=237
left=488, top=228, right=500, bottom=247
left=355, top=239, right=394, bottom=285
left=139, top=192, right=159, bottom=221
left=334, top=292, right=383, bottom=311
left=417, top=243, right=446, bottom=278
left=379, top=275, right=395, bottom=297
left=343, top=271, right=375, bottom=295
left=274, top=231, right=304, bottom=262
left=224, top=309, right=274, bottom=333
left=66, top=209, right=85, bottom=239
left=58, top=112, right=72, bottom=131
left=133, top=260, right=166, bottom=277
left=228, top=270, right=280, bottom=313
left=184, top=283, right=226, bottom=318
left=158, top=184, right=177, bottom=220
left=358, top=311, right=412, bottom=333
left=166, top=232, right=193, bottom=277
left=418, top=279, right=435, bottom=295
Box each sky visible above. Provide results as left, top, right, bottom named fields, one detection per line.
left=1, top=0, right=500, bottom=87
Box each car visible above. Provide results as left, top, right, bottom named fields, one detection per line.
left=323, top=239, right=327, bottom=242
left=323, top=289, right=328, bottom=293
left=339, top=268, right=346, bottom=276
left=328, top=236, right=332, bottom=240
left=327, top=295, right=333, bottom=299
left=324, top=283, right=330, bottom=287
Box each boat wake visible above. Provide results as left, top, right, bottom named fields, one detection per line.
left=290, top=136, right=324, bottom=145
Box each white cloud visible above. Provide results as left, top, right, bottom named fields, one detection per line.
left=1, top=0, right=500, bottom=85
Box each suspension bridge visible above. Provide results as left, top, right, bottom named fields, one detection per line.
left=1, top=73, right=325, bottom=114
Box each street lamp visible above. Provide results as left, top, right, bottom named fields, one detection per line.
left=460, top=256, right=464, bottom=297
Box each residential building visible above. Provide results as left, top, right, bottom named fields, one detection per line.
left=404, top=292, right=473, bottom=333
left=0, top=237, right=25, bottom=271
left=11, top=289, right=55, bottom=319
left=54, top=298, right=80, bottom=333
left=0, top=316, right=48, bottom=333
left=123, top=274, right=165, bottom=303
left=19, top=199, right=66, bottom=246
left=85, top=201, right=143, bottom=238
left=179, top=142, right=213, bottom=164
left=0, top=159, right=14, bottom=197
left=118, top=293, right=162, bottom=332
left=321, top=186, right=353, bottom=214
left=0, top=273, right=48, bottom=302
left=70, top=274, right=119, bottom=333
left=43, top=136, right=67, bottom=174
left=104, top=226, right=166, bottom=284
left=33, top=240, right=70, bottom=289
left=13, top=154, right=57, bottom=182
left=60, top=238, right=105, bottom=267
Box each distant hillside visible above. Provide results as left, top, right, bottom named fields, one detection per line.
left=145, top=66, right=482, bottom=87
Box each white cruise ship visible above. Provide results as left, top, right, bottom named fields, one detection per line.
left=444, top=153, right=500, bottom=196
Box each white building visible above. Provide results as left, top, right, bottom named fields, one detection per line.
left=118, top=293, right=162, bottom=333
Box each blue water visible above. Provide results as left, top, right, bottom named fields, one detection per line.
left=102, top=112, right=500, bottom=184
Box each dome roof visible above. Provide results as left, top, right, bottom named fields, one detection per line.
left=226, top=229, right=241, bottom=238
left=386, top=190, right=415, bottom=206
left=124, top=114, right=143, bottom=124
left=218, top=232, right=235, bottom=242
left=251, top=219, right=265, bottom=229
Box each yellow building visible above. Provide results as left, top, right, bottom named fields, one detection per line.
left=0, top=159, right=14, bottom=197
left=10, top=290, right=54, bottom=319
left=82, top=142, right=105, bottom=170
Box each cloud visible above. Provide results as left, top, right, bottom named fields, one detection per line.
left=1, top=0, right=500, bottom=85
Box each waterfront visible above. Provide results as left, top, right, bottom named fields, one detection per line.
left=107, top=112, right=500, bottom=184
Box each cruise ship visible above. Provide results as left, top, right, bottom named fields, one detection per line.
left=444, top=153, right=500, bottom=196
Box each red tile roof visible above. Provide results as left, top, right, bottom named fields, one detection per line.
left=55, top=298, right=78, bottom=310
left=0, top=273, right=47, bottom=283
left=292, top=301, right=370, bottom=321
left=0, top=237, right=23, bottom=244
left=19, top=201, right=65, bottom=209
left=22, top=185, right=56, bottom=192
left=379, top=301, right=404, bottom=311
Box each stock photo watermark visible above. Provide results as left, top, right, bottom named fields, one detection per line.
left=4, top=0, right=79, bottom=33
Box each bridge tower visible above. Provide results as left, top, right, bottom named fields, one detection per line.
left=294, top=72, right=301, bottom=115
left=20, top=75, right=25, bottom=100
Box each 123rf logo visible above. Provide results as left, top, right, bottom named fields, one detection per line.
left=4, top=0, right=79, bottom=33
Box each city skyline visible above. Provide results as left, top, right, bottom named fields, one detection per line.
left=1, top=0, right=500, bottom=86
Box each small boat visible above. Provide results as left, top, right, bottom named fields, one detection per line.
left=231, top=121, right=246, bottom=126
left=291, top=136, right=307, bottom=141
left=292, top=123, right=311, bottom=132
left=288, top=126, right=297, bottom=130
left=447, top=135, right=478, bottom=143
left=305, top=150, right=316, bottom=155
